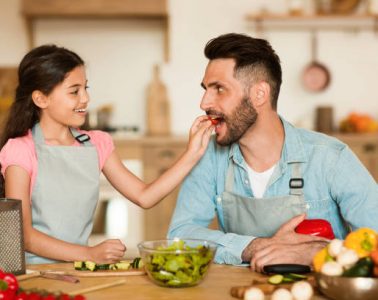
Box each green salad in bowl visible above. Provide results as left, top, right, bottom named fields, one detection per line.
left=137, top=239, right=217, bottom=287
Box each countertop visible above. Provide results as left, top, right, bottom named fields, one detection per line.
left=19, top=263, right=327, bottom=300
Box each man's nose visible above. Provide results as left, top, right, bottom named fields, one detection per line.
left=200, top=92, right=213, bottom=112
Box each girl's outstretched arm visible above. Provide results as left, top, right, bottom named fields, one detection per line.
left=5, top=166, right=126, bottom=263
left=103, top=116, right=214, bottom=208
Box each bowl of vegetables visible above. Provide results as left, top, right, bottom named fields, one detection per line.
left=313, top=227, right=378, bottom=300
left=137, top=238, right=217, bottom=288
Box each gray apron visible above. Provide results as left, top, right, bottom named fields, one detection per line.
left=27, top=123, right=99, bottom=264
left=221, top=160, right=308, bottom=237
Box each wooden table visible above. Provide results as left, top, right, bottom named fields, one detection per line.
left=20, top=263, right=327, bottom=300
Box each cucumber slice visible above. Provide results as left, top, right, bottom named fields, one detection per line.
left=131, top=257, right=143, bottom=269
left=74, top=261, right=84, bottom=270
left=282, top=276, right=295, bottom=283
left=115, top=261, right=131, bottom=270
left=85, top=261, right=97, bottom=271
left=268, top=274, right=284, bottom=285
left=96, top=264, right=110, bottom=270
left=285, top=273, right=307, bottom=280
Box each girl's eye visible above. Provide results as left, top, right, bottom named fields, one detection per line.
left=70, top=90, right=79, bottom=95
left=85, top=85, right=89, bottom=90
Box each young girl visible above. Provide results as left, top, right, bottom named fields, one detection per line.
left=0, top=45, right=214, bottom=264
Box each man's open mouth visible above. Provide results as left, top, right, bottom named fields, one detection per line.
left=208, top=116, right=224, bottom=126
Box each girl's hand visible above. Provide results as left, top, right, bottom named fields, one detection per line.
left=88, top=239, right=126, bottom=264
left=186, top=115, right=214, bottom=159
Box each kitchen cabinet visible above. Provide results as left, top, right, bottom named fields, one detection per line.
left=332, top=133, right=378, bottom=181
left=21, top=0, right=169, bottom=61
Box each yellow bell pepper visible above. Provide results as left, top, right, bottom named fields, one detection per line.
left=313, top=246, right=334, bottom=272
left=344, top=228, right=377, bottom=258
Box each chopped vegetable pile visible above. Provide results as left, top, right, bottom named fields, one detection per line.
left=73, top=257, right=143, bottom=272
left=313, top=227, right=378, bottom=277
left=144, top=240, right=215, bottom=287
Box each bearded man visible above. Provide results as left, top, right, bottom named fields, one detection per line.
left=168, top=33, right=378, bottom=272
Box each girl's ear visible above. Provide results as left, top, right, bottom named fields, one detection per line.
left=32, top=90, right=48, bottom=108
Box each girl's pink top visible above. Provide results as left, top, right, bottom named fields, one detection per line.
left=0, top=129, right=114, bottom=198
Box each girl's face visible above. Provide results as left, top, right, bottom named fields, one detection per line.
left=41, top=66, right=89, bottom=128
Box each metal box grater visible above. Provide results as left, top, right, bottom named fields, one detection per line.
left=0, top=198, right=25, bottom=275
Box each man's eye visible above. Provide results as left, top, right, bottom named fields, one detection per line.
left=217, top=86, right=224, bottom=93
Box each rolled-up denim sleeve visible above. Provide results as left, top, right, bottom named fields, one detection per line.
left=167, top=139, right=255, bottom=265
left=329, top=146, right=378, bottom=231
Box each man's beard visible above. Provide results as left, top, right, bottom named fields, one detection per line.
left=217, top=95, right=258, bottom=146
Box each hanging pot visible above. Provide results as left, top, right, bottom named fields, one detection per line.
left=302, top=32, right=331, bottom=92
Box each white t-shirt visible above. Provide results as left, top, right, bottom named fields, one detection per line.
left=247, top=163, right=277, bottom=198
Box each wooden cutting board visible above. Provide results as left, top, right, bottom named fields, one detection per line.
left=45, top=268, right=146, bottom=277
left=18, top=268, right=145, bottom=281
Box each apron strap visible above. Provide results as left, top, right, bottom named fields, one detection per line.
left=32, top=123, right=92, bottom=146
left=225, top=159, right=235, bottom=192
left=289, top=163, right=304, bottom=196
left=32, top=123, right=45, bottom=145
left=70, top=128, right=92, bottom=146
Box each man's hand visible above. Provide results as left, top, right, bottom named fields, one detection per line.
left=243, top=214, right=329, bottom=272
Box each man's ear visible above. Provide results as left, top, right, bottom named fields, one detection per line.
left=32, top=90, right=49, bottom=109
left=250, top=81, right=270, bottom=108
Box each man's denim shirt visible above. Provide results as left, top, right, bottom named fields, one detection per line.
left=168, top=118, right=378, bottom=265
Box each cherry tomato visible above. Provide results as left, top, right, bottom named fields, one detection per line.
left=0, top=289, right=12, bottom=300
left=3, top=274, right=18, bottom=294
left=43, top=295, right=57, bottom=300
left=208, top=116, right=219, bottom=125
left=73, top=296, right=86, bottom=300
left=28, top=292, right=42, bottom=300
left=58, top=294, right=71, bottom=300
left=15, top=292, right=29, bottom=300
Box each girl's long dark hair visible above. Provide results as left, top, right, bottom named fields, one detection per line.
left=0, top=44, right=84, bottom=196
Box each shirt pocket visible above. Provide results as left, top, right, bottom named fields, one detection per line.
left=305, top=196, right=334, bottom=219
left=304, top=196, right=345, bottom=238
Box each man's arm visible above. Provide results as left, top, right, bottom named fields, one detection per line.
left=244, top=214, right=328, bottom=272
left=329, top=146, right=378, bottom=231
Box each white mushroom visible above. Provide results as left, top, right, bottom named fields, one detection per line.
left=336, top=248, right=359, bottom=269
left=291, top=281, right=314, bottom=300
left=243, top=287, right=265, bottom=300
left=321, top=261, right=343, bottom=276
left=271, top=288, right=293, bottom=300
left=328, top=239, right=344, bottom=257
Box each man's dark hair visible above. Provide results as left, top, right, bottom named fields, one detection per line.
left=204, top=33, right=282, bottom=110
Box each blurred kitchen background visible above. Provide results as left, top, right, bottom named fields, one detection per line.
left=1, top=0, right=378, bottom=257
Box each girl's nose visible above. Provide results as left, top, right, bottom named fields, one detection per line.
left=81, top=90, right=90, bottom=103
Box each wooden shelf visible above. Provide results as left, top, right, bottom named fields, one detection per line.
left=21, top=0, right=170, bottom=61
left=246, top=13, right=378, bottom=32
left=22, top=0, right=167, bottom=18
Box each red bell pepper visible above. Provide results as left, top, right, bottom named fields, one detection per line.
left=295, top=219, right=335, bottom=240
left=0, top=269, right=18, bottom=300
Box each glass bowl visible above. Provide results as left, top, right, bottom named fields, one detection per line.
left=137, top=238, right=217, bottom=288
left=315, top=273, right=378, bottom=300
